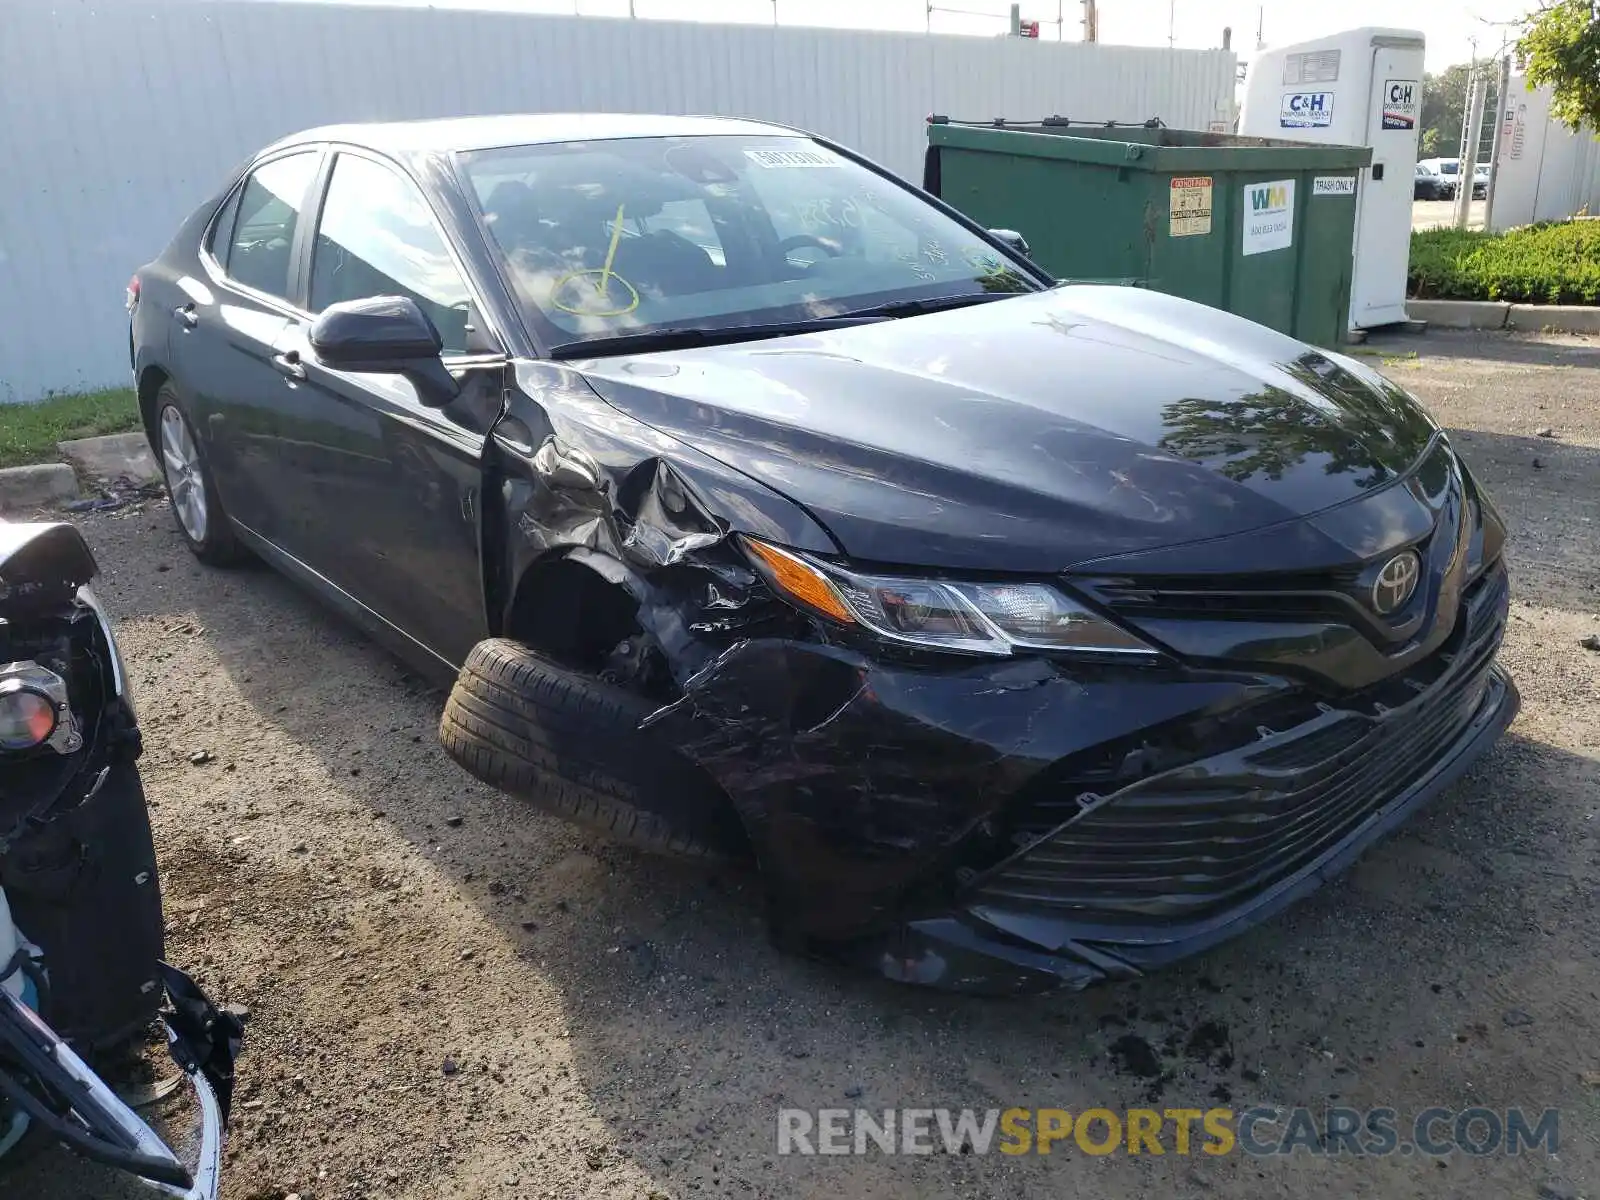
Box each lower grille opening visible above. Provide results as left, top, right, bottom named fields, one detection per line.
left=973, top=567, right=1509, bottom=924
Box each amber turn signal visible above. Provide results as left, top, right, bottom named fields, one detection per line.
left=743, top=538, right=857, bottom=625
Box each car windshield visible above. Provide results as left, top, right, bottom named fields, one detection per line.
left=459, top=135, right=1040, bottom=350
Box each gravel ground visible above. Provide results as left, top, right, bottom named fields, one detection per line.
left=12, top=329, right=1600, bottom=1200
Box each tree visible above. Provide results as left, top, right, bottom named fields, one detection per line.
left=1420, top=64, right=1502, bottom=161
left=1518, top=0, right=1600, bottom=131
left=1421, top=64, right=1473, bottom=156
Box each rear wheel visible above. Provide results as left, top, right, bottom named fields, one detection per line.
left=156, top=386, right=245, bottom=566
left=440, top=639, right=748, bottom=861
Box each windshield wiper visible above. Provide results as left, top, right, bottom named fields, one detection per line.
left=831, top=291, right=1025, bottom=320
left=547, top=316, right=885, bottom=359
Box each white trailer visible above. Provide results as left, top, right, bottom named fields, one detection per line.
left=1239, top=27, right=1426, bottom=332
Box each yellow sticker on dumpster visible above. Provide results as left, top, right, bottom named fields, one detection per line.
left=1169, top=176, right=1213, bottom=237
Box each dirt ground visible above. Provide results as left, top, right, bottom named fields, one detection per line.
left=14, top=329, right=1600, bottom=1200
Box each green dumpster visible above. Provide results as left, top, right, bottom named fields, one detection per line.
left=924, top=119, right=1372, bottom=347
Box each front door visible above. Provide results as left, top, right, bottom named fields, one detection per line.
left=269, top=149, right=498, bottom=669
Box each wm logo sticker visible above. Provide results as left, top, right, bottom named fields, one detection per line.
left=1251, top=184, right=1289, bottom=211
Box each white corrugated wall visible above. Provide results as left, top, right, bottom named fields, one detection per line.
left=1488, top=78, right=1600, bottom=233
left=0, top=0, right=1235, bottom=401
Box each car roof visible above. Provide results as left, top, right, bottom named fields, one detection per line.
left=263, top=113, right=804, bottom=157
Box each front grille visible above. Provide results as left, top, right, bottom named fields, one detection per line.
left=1082, top=484, right=1480, bottom=646
left=970, top=566, right=1508, bottom=923
left=1091, top=574, right=1363, bottom=624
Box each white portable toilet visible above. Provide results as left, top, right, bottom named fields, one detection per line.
left=1239, top=28, right=1426, bottom=332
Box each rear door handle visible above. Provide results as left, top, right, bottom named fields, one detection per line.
left=174, top=303, right=198, bottom=329
left=272, top=351, right=306, bottom=381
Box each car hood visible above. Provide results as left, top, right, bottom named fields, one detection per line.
left=573, top=287, right=1440, bottom=572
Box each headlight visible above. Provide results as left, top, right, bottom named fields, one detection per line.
left=743, top=537, right=1153, bottom=657
left=0, top=662, right=81, bottom=754
left=0, top=684, right=58, bottom=750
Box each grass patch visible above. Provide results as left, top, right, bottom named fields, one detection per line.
left=1409, top=220, right=1600, bottom=305
left=0, top=388, right=142, bottom=469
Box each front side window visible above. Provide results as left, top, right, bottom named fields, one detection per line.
left=310, top=153, right=474, bottom=354
left=463, top=135, right=1040, bottom=350
left=226, top=152, right=320, bottom=302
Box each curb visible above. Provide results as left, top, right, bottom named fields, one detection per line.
left=1406, top=299, right=1600, bottom=334
left=57, top=430, right=161, bottom=485
left=1404, top=300, right=1510, bottom=329
left=1506, top=304, right=1600, bottom=334
left=0, top=463, right=80, bottom=512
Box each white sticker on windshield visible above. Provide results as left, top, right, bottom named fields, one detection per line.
left=744, top=148, right=841, bottom=169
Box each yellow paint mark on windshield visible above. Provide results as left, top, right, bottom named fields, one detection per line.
left=598, top=202, right=626, bottom=299
left=549, top=202, right=641, bottom=317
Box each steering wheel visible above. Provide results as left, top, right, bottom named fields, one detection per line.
left=778, top=233, right=842, bottom=258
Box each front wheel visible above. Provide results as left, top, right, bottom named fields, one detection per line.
left=155, top=386, right=246, bottom=566
left=440, top=639, right=749, bottom=862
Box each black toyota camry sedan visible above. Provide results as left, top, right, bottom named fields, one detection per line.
left=129, top=114, right=1517, bottom=993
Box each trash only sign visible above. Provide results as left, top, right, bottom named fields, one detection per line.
left=1280, top=92, right=1334, bottom=129
left=1169, top=176, right=1213, bottom=237
left=1243, top=179, right=1294, bottom=255
left=1382, top=80, right=1419, bottom=130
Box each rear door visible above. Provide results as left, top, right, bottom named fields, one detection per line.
left=269, top=148, right=501, bottom=667
left=175, top=149, right=324, bottom=541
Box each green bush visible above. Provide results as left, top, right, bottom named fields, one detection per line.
left=1408, top=219, right=1600, bottom=305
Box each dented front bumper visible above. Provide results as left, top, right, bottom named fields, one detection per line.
left=648, top=562, right=1516, bottom=994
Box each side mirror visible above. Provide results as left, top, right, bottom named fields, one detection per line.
left=309, top=295, right=460, bottom=408
left=988, top=228, right=1031, bottom=259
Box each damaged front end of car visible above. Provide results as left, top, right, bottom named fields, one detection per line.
left=0, top=521, right=242, bottom=1195
left=468, top=364, right=1517, bottom=996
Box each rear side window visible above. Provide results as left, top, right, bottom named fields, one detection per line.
left=206, top=184, right=242, bottom=261
left=226, top=152, right=320, bottom=302
left=309, top=153, right=473, bottom=354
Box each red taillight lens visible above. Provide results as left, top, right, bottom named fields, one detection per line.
left=125, top=275, right=140, bottom=313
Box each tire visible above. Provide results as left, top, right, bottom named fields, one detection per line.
left=440, top=639, right=748, bottom=861
left=154, top=385, right=246, bottom=566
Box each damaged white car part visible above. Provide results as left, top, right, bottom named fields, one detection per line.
left=0, top=520, right=241, bottom=1196
left=0, top=927, right=230, bottom=1198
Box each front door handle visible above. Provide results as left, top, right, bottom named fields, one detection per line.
left=272, top=350, right=306, bottom=381
left=174, top=303, right=198, bottom=329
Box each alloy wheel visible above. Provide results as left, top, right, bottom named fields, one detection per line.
left=159, top=404, right=208, bottom=544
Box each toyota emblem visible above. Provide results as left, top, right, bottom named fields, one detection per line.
left=1372, top=551, right=1421, bottom=615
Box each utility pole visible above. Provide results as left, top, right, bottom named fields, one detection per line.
left=1455, top=65, right=1489, bottom=229
left=1080, top=0, right=1097, bottom=42
left=1168, top=0, right=1176, bottom=48
left=1256, top=5, right=1265, bottom=50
